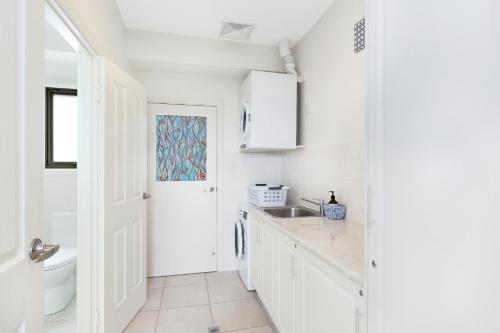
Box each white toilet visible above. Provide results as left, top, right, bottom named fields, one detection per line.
left=44, top=212, right=77, bottom=315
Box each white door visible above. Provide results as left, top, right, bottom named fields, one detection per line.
left=98, top=57, right=148, bottom=333
left=148, top=103, right=217, bottom=276
left=0, top=1, right=45, bottom=332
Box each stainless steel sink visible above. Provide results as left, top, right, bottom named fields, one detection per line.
left=263, top=206, right=321, bottom=218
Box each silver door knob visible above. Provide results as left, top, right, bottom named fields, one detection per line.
left=204, top=187, right=215, bottom=193
left=29, top=239, right=59, bottom=263
left=143, top=192, right=152, bottom=200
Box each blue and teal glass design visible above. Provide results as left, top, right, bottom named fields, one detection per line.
left=156, top=115, right=207, bottom=181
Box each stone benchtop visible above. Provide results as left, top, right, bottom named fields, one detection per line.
left=249, top=206, right=365, bottom=286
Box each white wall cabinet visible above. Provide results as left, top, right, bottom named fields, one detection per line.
left=248, top=212, right=364, bottom=333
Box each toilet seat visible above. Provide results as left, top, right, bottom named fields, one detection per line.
left=44, top=247, right=76, bottom=271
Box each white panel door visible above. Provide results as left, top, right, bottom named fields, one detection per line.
left=0, top=1, right=45, bottom=332
left=99, top=57, right=148, bottom=333
left=148, top=103, right=217, bottom=276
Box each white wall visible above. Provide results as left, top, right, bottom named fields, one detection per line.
left=127, top=30, right=284, bottom=78
left=43, top=170, right=77, bottom=241
left=45, top=51, right=78, bottom=87
left=281, top=0, right=365, bottom=224
left=369, top=0, right=500, bottom=332
left=44, top=34, right=78, bottom=241
left=134, top=71, right=283, bottom=271
left=54, top=0, right=130, bottom=72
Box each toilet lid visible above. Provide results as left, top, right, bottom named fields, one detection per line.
left=44, top=247, right=76, bottom=270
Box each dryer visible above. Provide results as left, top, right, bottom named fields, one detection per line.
left=240, top=70, right=297, bottom=152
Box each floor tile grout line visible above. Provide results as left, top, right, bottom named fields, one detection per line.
left=205, top=273, right=215, bottom=326
left=161, top=282, right=207, bottom=289
left=155, top=296, right=254, bottom=311
left=153, top=277, right=166, bottom=333
left=159, top=302, right=211, bottom=310
left=209, top=294, right=257, bottom=306
left=45, top=317, right=77, bottom=323
left=221, top=324, right=272, bottom=332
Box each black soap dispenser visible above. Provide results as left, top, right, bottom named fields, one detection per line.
left=329, top=191, right=338, bottom=204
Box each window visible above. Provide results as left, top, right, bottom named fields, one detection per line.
left=45, top=87, right=77, bottom=168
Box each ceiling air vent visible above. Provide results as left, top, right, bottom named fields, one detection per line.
left=220, top=22, right=254, bottom=41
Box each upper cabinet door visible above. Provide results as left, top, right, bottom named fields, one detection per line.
left=0, top=1, right=45, bottom=332
left=98, top=57, right=148, bottom=333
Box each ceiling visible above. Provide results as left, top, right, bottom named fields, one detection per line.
left=45, top=22, right=74, bottom=52
left=114, top=0, right=336, bottom=46
left=44, top=20, right=77, bottom=85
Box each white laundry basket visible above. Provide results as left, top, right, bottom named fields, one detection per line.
left=248, top=185, right=290, bottom=207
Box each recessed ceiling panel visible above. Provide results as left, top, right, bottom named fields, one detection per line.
left=114, top=0, right=336, bottom=45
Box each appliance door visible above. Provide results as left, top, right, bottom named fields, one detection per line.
left=234, top=221, right=242, bottom=260
left=240, top=219, right=247, bottom=260
left=240, top=102, right=251, bottom=145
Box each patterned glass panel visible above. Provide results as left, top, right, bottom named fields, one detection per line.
left=156, top=115, right=207, bottom=181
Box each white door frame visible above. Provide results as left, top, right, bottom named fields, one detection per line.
left=147, top=97, right=225, bottom=271
left=45, top=1, right=100, bottom=332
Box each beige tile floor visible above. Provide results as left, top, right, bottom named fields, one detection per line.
left=124, top=271, right=274, bottom=333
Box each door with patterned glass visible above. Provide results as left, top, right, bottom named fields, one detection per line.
left=98, top=57, right=148, bottom=333
left=148, top=103, right=217, bottom=276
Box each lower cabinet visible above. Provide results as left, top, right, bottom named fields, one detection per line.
left=249, top=214, right=260, bottom=291
left=274, top=233, right=298, bottom=333
left=259, top=223, right=275, bottom=316
left=297, top=250, right=360, bottom=333
left=248, top=212, right=364, bottom=333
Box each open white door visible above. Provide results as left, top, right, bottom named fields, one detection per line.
left=97, top=57, right=148, bottom=333
left=0, top=1, right=45, bottom=332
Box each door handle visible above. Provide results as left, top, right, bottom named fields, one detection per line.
left=204, top=187, right=215, bottom=193
left=143, top=192, right=152, bottom=200
left=29, top=239, right=60, bottom=263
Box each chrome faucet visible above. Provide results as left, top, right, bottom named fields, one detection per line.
left=301, top=197, right=325, bottom=216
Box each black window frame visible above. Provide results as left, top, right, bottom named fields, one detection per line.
left=45, top=87, right=78, bottom=169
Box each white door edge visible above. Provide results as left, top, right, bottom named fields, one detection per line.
left=365, top=0, right=385, bottom=332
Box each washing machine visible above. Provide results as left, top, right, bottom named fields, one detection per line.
left=235, top=206, right=254, bottom=290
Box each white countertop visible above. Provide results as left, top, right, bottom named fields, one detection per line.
left=249, top=206, right=365, bottom=286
